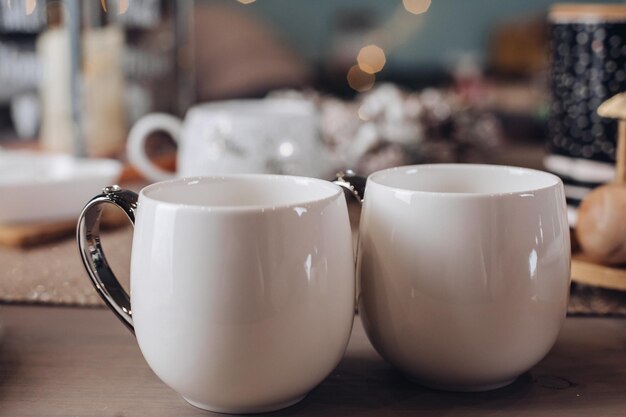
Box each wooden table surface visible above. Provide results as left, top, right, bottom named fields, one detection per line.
left=0, top=305, right=624, bottom=417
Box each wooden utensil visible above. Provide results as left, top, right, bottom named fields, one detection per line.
left=0, top=207, right=127, bottom=247
left=576, top=92, right=626, bottom=264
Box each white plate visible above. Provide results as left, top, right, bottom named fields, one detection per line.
left=0, top=150, right=122, bottom=224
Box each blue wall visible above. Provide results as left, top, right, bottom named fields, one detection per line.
left=233, top=0, right=625, bottom=70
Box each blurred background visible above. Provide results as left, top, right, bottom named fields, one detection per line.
left=0, top=0, right=618, bottom=161
left=2, top=0, right=626, bottom=312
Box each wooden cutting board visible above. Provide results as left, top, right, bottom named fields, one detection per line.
left=0, top=208, right=129, bottom=247
left=569, top=230, right=626, bottom=291
left=572, top=252, right=626, bottom=291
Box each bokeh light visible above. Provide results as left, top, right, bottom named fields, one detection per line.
left=25, top=0, right=36, bottom=15
left=403, top=0, right=431, bottom=15
left=357, top=44, right=386, bottom=74
left=279, top=142, right=295, bottom=157
left=118, top=0, right=129, bottom=14
left=347, top=65, right=376, bottom=92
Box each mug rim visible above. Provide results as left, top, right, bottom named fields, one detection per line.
left=139, top=174, right=342, bottom=212
left=368, top=163, right=563, bottom=197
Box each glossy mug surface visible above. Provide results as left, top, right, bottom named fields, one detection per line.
left=78, top=175, right=355, bottom=413
left=357, top=164, right=571, bottom=391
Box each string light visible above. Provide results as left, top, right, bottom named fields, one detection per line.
left=347, top=65, right=375, bottom=93
left=403, top=0, right=431, bottom=15
left=357, top=44, right=386, bottom=74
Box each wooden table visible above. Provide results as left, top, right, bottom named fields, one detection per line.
left=0, top=305, right=624, bottom=416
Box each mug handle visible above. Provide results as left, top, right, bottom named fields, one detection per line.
left=333, top=170, right=367, bottom=204
left=334, top=170, right=367, bottom=311
left=77, top=185, right=138, bottom=334
left=127, top=113, right=182, bottom=182
left=333, top=169, right=367, bottom=251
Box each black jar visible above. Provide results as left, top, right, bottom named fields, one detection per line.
left=547, top=4, right=626, bottom=222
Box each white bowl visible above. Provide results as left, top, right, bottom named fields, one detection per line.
left=0, top=150, right=122, bottom=224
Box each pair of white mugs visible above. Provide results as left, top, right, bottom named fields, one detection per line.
left=77, top=164, right=571, bottom=414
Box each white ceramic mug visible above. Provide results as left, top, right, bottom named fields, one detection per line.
left=337, top=164, right=571, bottom=391
left=127, top=99, right=332, bottom=182
left=77, top=175, right=355, bottom=413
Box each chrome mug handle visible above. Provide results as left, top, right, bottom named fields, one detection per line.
left=77, top=185, right=138, bottom=334
left=333, top=170, right=366, bottom=205
left=334, top=170, right=367, bottom=313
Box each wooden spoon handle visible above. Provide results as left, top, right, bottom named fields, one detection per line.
left=616, top=120, right=626, bottom=185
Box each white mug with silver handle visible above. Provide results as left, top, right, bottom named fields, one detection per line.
left=77, top=175, right=355, bottom=413
left=336, top=164, right=571, bottom=391
left=127, top=99, right=332, bottom=182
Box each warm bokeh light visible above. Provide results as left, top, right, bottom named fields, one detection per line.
left=347, top=65, right=375, bottom=92
left=403, top=0, right=431, bottom=15
left=237, top=0, right=256, bottom=4
left=118, top=0, right=129, bottom=14
left=357, top=44, right=386, bottom=74
left=25, top=0, right=36, bottom=15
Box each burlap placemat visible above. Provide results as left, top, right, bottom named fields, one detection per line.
left=568, top=283, right=626, bottom=316
left=0, top=222, right=131, bottom=306
left=0, top=221, right=624, bottom=316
